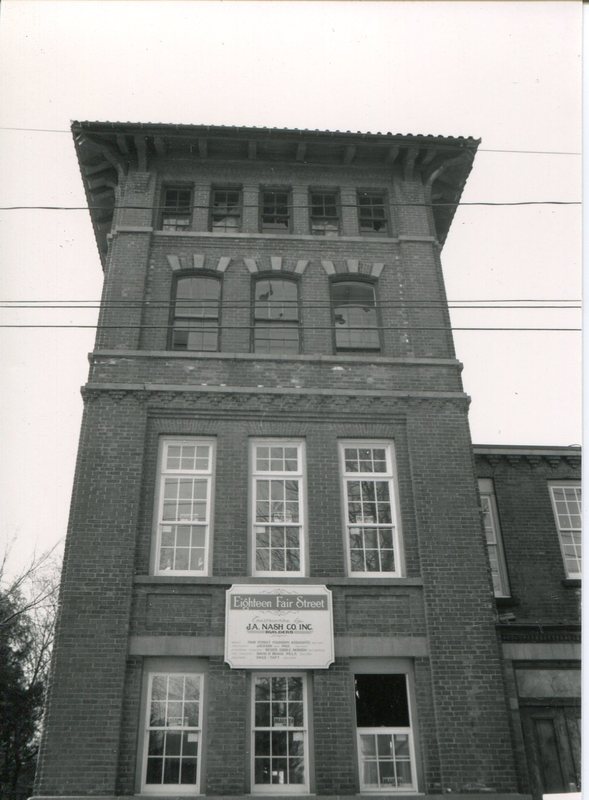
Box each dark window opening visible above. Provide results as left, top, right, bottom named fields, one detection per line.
left=261, top=191, right=290, bottom=232
left=355, top=674, right=410, bottom=727
left=161, top=187, right=192, bottom=231
left=310, top=191, right=339, bottom=236
left=171, top=276, right=220, bottom=352
left=254, top=279, right=299, bottom=354
left=332, top=281, right=380, bottom=350
left=358, top=191, right=388, bottom=235
left=211, top=188, right=241, bottom=232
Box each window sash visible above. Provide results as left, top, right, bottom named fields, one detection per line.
left=478, top=481, right=510, bottom=597
left=155, top=440, right=213, bottom=575
left=172, top=277, right=220, bottom=352
left=341, top=443, right=400, bottom=576
left=252, top=674, right=309, bottom=793
left=332, top=282, right=380, bottom=351
left=252, top=443, right=305, bottom=576
left=142, top=673, right=203, bottom=793
left=261, top=191, right=290, bottom=230
left=211, top=188, right=242, bottom=231
left=356, top=728, right=416, bottom=792
left=310, top=192, right=339, bottom=235
left=358, top=192, right=388, bottom=235
left=162, top=188, right=192, bottom=230
left=254, top=279, right=300, bottom=354
left=549, top=483, right=582, bottom=578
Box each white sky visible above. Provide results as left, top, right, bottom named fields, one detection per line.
left=0, top=0, right=582, bottom=568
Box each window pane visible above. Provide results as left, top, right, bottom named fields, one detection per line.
left=145, top=673, right=201, bottom=789
left=254, top=279, right=299, bottom=353
left=332, top=282, right=379, bottom=350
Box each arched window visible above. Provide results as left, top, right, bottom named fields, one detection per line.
left=171, top=275, right=221, bottom=351
left=254, top=278, right=300, bottom=353
left=331, top=281, right=380, bottom=350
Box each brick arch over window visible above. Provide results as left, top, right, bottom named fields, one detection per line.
left=170, top=272, right=222, bottom=352
left=321, top=259, right=385, bottom=277
left=166, top=254, right=231, bottom=273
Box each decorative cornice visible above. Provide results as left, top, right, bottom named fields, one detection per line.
left=497, top=623, right=581, bottom=644
left=475, top=451, right=581, bottom=472
left=80, top=384, right=469, bottom=416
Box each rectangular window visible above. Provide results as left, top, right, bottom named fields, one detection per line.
left=331, top=280, right=380, bottom=351
left=340, top=442, right=401, bottom=576
left=355, top=674, right=416, bottom=792
left=252, top=674, right=309, bottom=793
left=142, top=672, right=203, bottom=793
left=254, top=278, right=300, bottom=354
left=211, top=187, right=242, bottom=232
left=309, top=190, right=339, bottom=236
left=261, top=190, right=290, bottom=233
left=155, top=439, right=214, bottom=575
left=171, top=276, right=220, bottom=352
left=549, top=482, right=582, bottom=578
left=251, top=441, right=305, bottom=576
left=358, top=191, right=388, bottom=236
left=161, top=187, right=192, bottom=231
left=478, top=479, right=510, bottom=597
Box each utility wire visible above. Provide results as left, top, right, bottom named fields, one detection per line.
left=0, top=324, right=580, bottom=332
left=0, top=201, right=580, bottom=210
left=0, top=303, right=581, bottom=311
left=0, top=297, right=580, bottom=304
left=0, top=126, right=582, bottom=156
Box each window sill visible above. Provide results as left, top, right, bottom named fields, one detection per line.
left=134, top=574, right=424, bottom=587
left=495, top=596, right=520, bottom=607
left=562, top=578, right=581, bottom=588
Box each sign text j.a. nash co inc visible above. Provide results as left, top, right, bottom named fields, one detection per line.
left=224, top=585, right=334, bottom=669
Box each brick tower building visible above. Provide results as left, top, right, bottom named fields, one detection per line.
left=34, top=123, right=527, bottom=800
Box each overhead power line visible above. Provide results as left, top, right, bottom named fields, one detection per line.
left=0, top=324, right=580, bottom=332
left=0, top=201, right=580, bottom=211
left=0, top=126, right=581, bottom=156
left=0, top=302, right=581, bottom=311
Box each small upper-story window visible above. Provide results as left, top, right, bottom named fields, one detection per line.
left=254, top=278, right=300, bottom=354
left=310, top=190, right=339, bottom=236
left=340, top=441, right=402, bottom=576
left=161, top=187, right=193, bottom=231
left=358, top=191, right=388, bottom=236
left=210, top=187, right=242, bottom=232
left=549, top=482, right=582, bottom=578
left=171, top=275, right=220, bottom=352
left=261, top=190, right=290, bottom=233
left=478, top=479, right=510, bottom=597
left=331, top=280, right=380, bottom=351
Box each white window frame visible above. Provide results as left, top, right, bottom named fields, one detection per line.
left=141, top=671, right=204, bottom=794
left=354, top=672, right=417, bottom=794
left=478, top=479, right=510, bottom=597
left=339, top=441, right=403, bottom=577
left=251, top=672, right=310, bottom=794
left=250, top=440, right=306, bottom=577
left=549, top=482, right=582, bottom=579
left=153, top=437, right=215, bottom=576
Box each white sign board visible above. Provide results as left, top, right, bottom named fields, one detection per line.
left=225, top=585, right=334, bottom=669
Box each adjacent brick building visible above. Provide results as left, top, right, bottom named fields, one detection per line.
left=33, top=123, right=579, bottom=800
left=474, top=445, right=581, bottom=797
